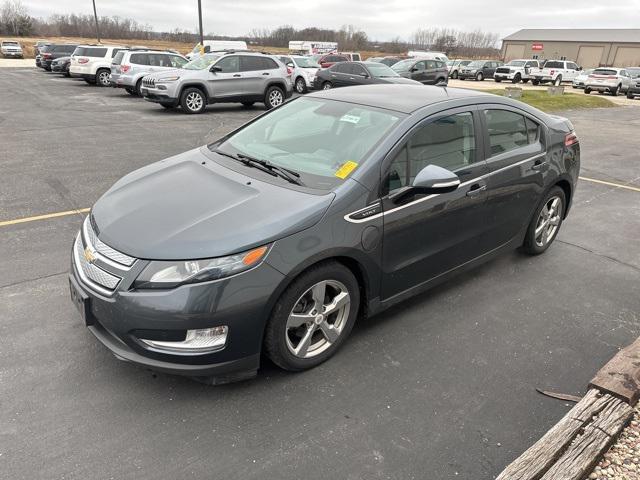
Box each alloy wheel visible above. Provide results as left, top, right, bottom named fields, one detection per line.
left=98, top=71, right=110, bottom=86
left=186, top=92, right=203, bottom=111
left=285, top=280, right=350, bottom=359
left=269, top=89, right=283, bottom=106
left=534, top=196, right=562, bottom=247
left=295, top=78, right=305, bottom=93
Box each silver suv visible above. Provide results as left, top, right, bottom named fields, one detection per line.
left=110, top=49, right=189, bottom=96
left=140, top=51, right=293, bottom=114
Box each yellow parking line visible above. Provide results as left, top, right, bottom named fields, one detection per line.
left=579, top=176, right=640, bottom=193
left=0, top=208, right=90, bottom=227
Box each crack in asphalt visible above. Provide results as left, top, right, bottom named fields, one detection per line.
left=0, top=270, right=67, bottom=291
left=557, top=239, right=640, bottom=273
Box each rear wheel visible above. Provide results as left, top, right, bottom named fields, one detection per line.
left=96, top=68, right=111, bottom=87
left=451, top=70, right=458, bottom=79
left=553, top=75, right=562, bottom=86
left=522, top=186, right=565, bottom=255
left=180, top=87, right=207, bottom=114
left=264, top=85, right=285, bottom=109
left=264, top=261, right=360, bottom=371
left=322, top=81, right=333, bottom=90
left=476, top=72, right=484, bottom=81
left=610, top=85, right=620, bottom=96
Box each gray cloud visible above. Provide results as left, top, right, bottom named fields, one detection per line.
left=23, top=0, right=640, bottom=40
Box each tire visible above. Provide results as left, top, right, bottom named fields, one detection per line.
left=476, top=72, right=484, bottom=81
left=512, top=73, right=521, bottom=84
left=295, top=77, right=307, bottom=94
left=241, top=101, right=255, bottom=107
left=96, top=68, right=111, bottom=87
left=553, top=75, right=562, bottom=86
left=125, top=87, right=137, bottom=96
left=264, top=85, right=285, bottom=109
left=522, top=186, right=566, bottom=255
left=135, top=79, right=143, bottom=96
left=321, top=81, right=333, bottom=90
left=263, top=261, right=360, bottom=372
left=532, top=79, right=540, bottom=86
left=495, top=78, right=502, bottom=83
left=610, top=85, right=620, bottom=96
left=180, top=87, right=207, bottom=114
left=584, top=87, right=591, bottom=94
left=627, top=90, right=635, bottom=99
left=451, top=70, right=458, bottom=79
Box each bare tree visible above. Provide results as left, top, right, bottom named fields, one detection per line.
left=0, top=0, right=33, bottom=36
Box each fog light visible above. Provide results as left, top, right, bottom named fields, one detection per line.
left=140, top=326, right=228, bottom=354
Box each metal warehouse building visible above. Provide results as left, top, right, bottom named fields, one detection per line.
left=501, top=29, right=640, bottom=68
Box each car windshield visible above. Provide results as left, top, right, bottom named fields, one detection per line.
left=507, top=60, right=526, bottom=66
left=293, top=56, right=320, bottom=68
left=627, top=68, right=640, bottom=78
left=212, top=97, right=403, bottom=190
left=467, top=61, right=484, bottom=68
left=390, top=59, right=415, bottom=72
left=3, top=41, right=18, bottom=46
left=183, top=54, right=221, bottom=70
left=364, top=63, right=399, bottom=78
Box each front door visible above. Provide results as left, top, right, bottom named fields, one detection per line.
left=410, top=61, right=428, bottom=83
left=208, top=55, right=243, bottom=99
left=380, top=108, right=492, bottom=300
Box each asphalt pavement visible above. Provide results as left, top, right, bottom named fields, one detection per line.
left=1, top=68, right=639, bottom=480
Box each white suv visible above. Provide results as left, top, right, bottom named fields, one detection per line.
left=70, top=45, right=126, bottom=86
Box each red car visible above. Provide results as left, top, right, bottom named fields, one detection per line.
left=312, top=53, right=349, bottom=69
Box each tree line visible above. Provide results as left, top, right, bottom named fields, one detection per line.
left=1, top=0, right=500, bottom=58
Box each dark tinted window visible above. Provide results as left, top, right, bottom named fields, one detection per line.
left=567, top=62, right=578, bottom=70
left=240, top=56, right=264, bottom=71
left=387, top=112, right=476, bottom=191
left=333, top=63, right=351, bottom=73
left=544, top=61, right=563, bottom=69
left=149, top=53, right=174, bottom=67
left=351, top=64, right=367, bottom=76
left=215, top=55, right=240, bottom=73
left=76, top=47, right=108, bottom=57
left=261, top=57, right=278, bottom=70
left=111, top=48, right=124, bottom=58
left=484, top=110, right=530, bottom=156
left=130, top=53, right=150, bottom=65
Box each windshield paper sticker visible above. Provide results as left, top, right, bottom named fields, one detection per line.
left=339, top=114, right=361, bottom=124
left=335, top=161, right=358, bottom=179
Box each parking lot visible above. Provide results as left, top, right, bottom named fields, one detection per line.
left=1, top=67, right=640, bottom=479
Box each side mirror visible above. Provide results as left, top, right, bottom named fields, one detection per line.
left=389, top=165, right=460, bottom=202
left=210, top=65, right=222, bottom=73
left=410, top=67, right=418, bottom=72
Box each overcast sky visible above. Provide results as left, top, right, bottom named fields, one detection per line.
left=23, top=0, right=640, bottom=41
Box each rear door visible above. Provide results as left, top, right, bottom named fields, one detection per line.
left=380, top=108, right=491, bottom=299
left=349, top=63, right=373, bottom=86
left=424, top=60, right=438, bottom=83
left=240, top=56, right=280, bottom=96
left=410, top=61, right=427, bottom=83
left=480, top=107, right=548, bottom=245
left=331, top=63, right=351, bottom=87
left=208, top=55, right=242, bottom=99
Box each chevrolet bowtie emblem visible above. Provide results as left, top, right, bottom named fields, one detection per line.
left=83, top=247, right=96, bottom=264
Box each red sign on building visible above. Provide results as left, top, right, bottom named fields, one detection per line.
left=532, top=43, right=544, bottom=51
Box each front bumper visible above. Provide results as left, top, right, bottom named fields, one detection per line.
left=2, top=51, right=22, bottom=57
left=69, top=237, right=285, bottom=381
left=141, top=86, right=180, bottom=106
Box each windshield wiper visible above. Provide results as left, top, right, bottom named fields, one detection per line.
left=236, top=153, right=304, bottom=186
left=214, top=150, right=303, bottom=186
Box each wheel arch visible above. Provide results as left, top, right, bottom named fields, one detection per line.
left=554, top=178, right=573, bottom=218
left=178, top=82, right=209, bottom=102
left=265, top=79, right=287, bottom=93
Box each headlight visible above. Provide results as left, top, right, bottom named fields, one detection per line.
left=156, top=76, right=180, bottom=83
left=134, top=245, right=270, bottom=289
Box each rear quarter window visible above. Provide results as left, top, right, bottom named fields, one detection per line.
left=112, top=51, right=125, bottom=64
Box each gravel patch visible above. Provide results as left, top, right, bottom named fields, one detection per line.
left=589, top=403, right=640, bottom=480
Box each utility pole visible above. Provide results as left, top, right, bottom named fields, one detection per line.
left=92, top=0, right=101, bottom=43
left=197, top=0, right=204, bottom=50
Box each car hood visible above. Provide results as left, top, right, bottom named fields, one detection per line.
left=382, top=76, right=423, bottom=85
left=145, top=68, right=191, bottom=81
left=91, top=148, right=335, bottom=260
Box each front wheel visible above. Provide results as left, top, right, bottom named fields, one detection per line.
left=180, top=87, right=207, bottom=114
left=610, top=85, right=620, bottom=96
left=522, top=187, right=565, bottom=255
left=451, top=71, right=458, bottom=79
left=512, top=73, right=521, bottom=84
left=264, top=261, right=360, bottom=371
left=264, top=85, right=285, bottom=109
left=295, top=77, right=307, bottom=94
left=322, top=81, right=333, bottom=90
left=476, top=72, right=484, bottom=81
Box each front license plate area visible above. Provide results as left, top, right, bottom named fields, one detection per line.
left=69, top=278, right=92, bottom=326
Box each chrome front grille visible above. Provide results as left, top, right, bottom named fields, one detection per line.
left=73, top=216, right=138, bottom=295
left=142, top=77, right=155, bottom=88
left=85, top=218, right=135, bottom=267
left=74, top=234, right=121, bottom=291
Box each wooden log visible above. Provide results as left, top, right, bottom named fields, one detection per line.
left=589, top=337, right=640, bottom=405
left=495, top=389, right=632, bottom=480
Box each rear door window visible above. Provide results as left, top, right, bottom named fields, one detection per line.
left=260, top=57, right=278, bottom=70
left=240, top=56, right=263, bottom=72
left=544, top=61, right=563, bottom=69
left=426, top=60, right=436, bottom=69
left=484, top=110, right=532, bottom=156
left=130, top=53, right=150, bottom=65
left=351, top=64, right=368, bottom=76
left=78, top=47, right=107, bottom=57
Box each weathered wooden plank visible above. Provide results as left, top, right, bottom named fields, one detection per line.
left=539, top=396, right=633, bottom=480
left=589, top=337, right=640, bottom=405
left=495, top=389, right=615, bottom=480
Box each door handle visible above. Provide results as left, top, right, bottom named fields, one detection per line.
left=466, top=184, right=487, bottom=197
left=532, top=159, right=547, bottom=170
left=262, top=72, right=270, bottom=76
left=233, top=74, right=241, bottom=77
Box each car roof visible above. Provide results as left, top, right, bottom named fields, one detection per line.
left=307, top=84, right=494, bottom=114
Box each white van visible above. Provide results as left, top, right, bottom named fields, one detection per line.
left=407, top=51, right=449, bottom=62
left=186, top=40, right=248, bottom=60
left=288, top=41, right=338, bottom=56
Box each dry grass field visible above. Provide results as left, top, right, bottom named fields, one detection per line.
left=1, top=35, right=393, bottom=59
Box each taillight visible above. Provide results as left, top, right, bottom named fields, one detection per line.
left=78, top=57, right=89, bottom=64
left=550, top=69, right=555, bottom=75
left=565, top=132, right=578, bottom=147
left=43, top=53, right=52, bottom=59
left=286, top=66, right=293, bottom=75
left=121, top=65, right=131, bottom=73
